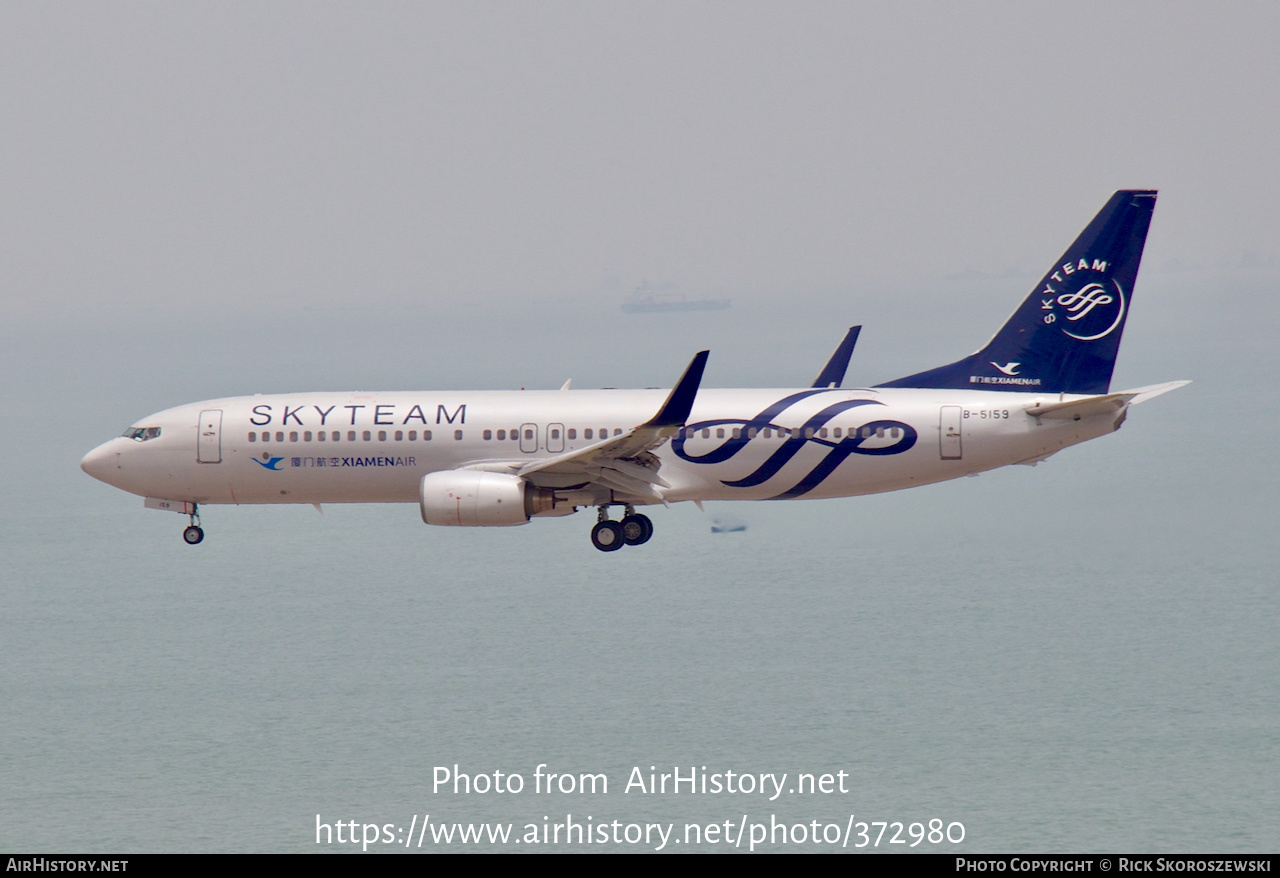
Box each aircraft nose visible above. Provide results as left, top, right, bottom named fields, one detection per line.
left=80, top=441, right=120, bottom=484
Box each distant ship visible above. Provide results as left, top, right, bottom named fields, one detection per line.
left=710, top=517, right=747, bottom=534
left=621, top=282, right=731, bottom=314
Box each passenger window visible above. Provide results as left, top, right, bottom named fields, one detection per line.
left=348, top=431, right=356, bottom=441
left=362, top=431, right=371, bottom=441
left=289, top=432, right=298, bottom=442
left=424, top=430, right=433, bottom=440
left=304, top=431, right=312, bottom=441
left=395, top=430, right=403, bottom=441
left=454, top=430, right=463, bottom=440
left=834, top=427, right=842, bottom=438
left=747, top=427, right=757, bottom=439
left=551, top=428, right=560, bottom=439
left=408, top=430, right=417, bottom=441
left=248, top=432, right=257, bottom=442
left=567, top=428, right=576, bottom=440
left=804, top=428, right=815, bottom=439
left=891, top=427, right=901, bottom=438
left=496, top=429, right=505, bottom=440
left=317, top=431, right=325, bottom=442
left=378, top=430, right=387, bottom=441
left=716, top=428, right=725, bottom=438
left=483, top=429, right=492, bottom=440
left=276, top=432, right=285, bottom=442
left=819, top=428, right=828, bottom=438
left=524, top=429, right=533, bottom=440
left=584, top=428, right=593, bottom=440
left=701, top=429, right=710, bottom=439
left=732, top=427, right=741, bottom=439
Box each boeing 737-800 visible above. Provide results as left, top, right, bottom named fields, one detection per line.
left=81, top=190, right=1187, bottom=551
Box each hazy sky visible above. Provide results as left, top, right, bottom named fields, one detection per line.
left=4, top=6, right=1277, bottom=852
left=2, top=1, right=1277, bottom=331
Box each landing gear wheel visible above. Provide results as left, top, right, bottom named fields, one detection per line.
left=591, top=520, right=625, bottom=552
left=620, top=513, right=653, bottom=546
left=183, top=525, right=205, bottom=545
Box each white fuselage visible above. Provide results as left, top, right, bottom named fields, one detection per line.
left=80, top=386, right=1120, bottom=509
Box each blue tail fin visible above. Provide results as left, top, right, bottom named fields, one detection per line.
left=877, top=190, right=1157, bottom=395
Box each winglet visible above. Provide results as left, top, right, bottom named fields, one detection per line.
left=643, top=350, right=709, bottom=428
left=812, top=326, right=861, bottom=388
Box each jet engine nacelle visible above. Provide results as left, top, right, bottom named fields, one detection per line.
left=420, top=470, right=596, bottom=527
left=420, top=470, right=533, bottom=527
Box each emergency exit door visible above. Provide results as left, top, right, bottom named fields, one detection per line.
left=519, top=423, right=538, bottom=454
left=939, top=406, right=962, bottom=460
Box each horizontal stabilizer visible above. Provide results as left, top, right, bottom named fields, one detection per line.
left=1122, top=379, right=1192, bottom=405
left=1024, top=393, right=1134, bottom=420
left=1026, top=380, right=1190, bottom=420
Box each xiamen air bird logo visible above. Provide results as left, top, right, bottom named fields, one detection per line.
left=1040, top=258, right=1127, bottom=342
left=672, top=390, right=917, bottom=499
left=253, top=456, right=285, bottom=471
left=992, top=362, right=1022, bottom=376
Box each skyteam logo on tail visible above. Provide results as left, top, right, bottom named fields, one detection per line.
left=1041, top=259, right=1126, bottom=342
left=875, top=190, right=1155, bottom=396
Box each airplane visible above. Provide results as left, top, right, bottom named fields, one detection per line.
left=81, top=190, right=1188, bottom=552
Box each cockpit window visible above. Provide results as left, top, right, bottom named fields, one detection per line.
left=122, top=427, right=162, bottom=442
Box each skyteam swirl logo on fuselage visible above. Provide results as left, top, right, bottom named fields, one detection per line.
left=672, top=390, right=917, bottom=499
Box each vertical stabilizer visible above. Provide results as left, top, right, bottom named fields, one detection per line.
left=878, top=190, right=1157, bottom=395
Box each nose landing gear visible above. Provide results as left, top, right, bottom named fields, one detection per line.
left=182, top=504, right=204, bottom=545
left=590, top=505, right=653, bottom=552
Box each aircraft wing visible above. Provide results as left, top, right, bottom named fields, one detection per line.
left=513, top=350, right=709, bottom=501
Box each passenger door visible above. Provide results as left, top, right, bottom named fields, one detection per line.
left=198, top=410, right=223, bottom=463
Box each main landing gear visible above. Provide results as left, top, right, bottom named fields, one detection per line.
left=182, top=504, right=204, bottom=545
left=590, top=505, right=653, bottom=553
